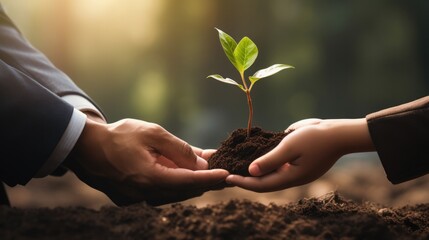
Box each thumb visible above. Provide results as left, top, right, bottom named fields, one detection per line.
left=249, top=138, right=299, bottom=176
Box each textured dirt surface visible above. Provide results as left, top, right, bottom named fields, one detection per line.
left=208, top=127, right=287, bottom=176
left=3, top=130, right=429, bottom=239
left=1, top=192, right=428, bottom=240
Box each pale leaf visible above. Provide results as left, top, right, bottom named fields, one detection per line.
left=249, top=64, right=294, bottom=84
left=207, top=74, right=245, bottom=91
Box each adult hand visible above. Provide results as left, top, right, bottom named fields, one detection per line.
left=226, top=118, right=374, bottom=192
left=65, top=115, right=228, bottom=206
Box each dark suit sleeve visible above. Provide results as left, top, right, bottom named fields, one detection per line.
left=366, top=96, right=429, bottom=184
left=0, top=5, right=103, bottom=185
left=0, top=60, right=74, bottom=186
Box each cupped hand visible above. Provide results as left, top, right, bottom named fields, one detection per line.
left=226, top=118, right=374, bottom=192
left=66, top=117, right=228, bottom=206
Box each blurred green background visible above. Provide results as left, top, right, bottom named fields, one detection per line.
left=3, top=0, right=428, bottom=148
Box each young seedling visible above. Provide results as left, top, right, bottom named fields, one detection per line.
left=208, top=28, right=294, bottom=137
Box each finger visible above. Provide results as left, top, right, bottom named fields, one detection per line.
left=156, top=156, right=179, bottom=168
left=146, top=169, right=228, bottom=206
left=192, top=146, right=216, bottom=160
left=248, top=137, right=300, bottom=176
left=153, top=130, right=206, bottom=170
left=200, top=149, right=216, bottom=160
left=156, top=168, right=229, bottom=190
left=191, top=146, right=203, bottom=157
left=226, top=164, right=304, bottom=192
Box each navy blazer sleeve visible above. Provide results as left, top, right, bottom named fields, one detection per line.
left=0, top=60, right=74, bottom=186
left=0, top=5, right=103, bottom=186
left=366, top=96, right=429, bottom=184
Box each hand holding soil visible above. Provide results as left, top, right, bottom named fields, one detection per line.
left=208, top=127, right=288, bottom=176
left=65, top=114, right=228, bottom=206
left=226, top=118, right=375, bottom=192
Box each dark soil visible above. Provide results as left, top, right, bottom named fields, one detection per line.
left=208, top=127, right=287, bottom=176
left=1, top=191, right=428, bottom=239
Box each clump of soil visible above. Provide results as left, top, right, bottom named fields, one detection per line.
left=208, top=127, right=288, bottom=176
left=1, top=192, right=428, bottom=239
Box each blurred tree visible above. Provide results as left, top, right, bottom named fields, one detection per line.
left=2, top=0, right=428, bottom=147
left=405, top=1, right=429, bottom=91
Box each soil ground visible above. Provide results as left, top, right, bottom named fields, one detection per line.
left=1, top=191, right=428, bottom=239
left=3, top=155, right=429, bottom=239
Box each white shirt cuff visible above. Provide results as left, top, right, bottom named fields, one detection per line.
left=34, top=109, right=87, bottom=177
left=35, top=95, right=105, bottom=177
left=62, top=94, right=106, bottom=122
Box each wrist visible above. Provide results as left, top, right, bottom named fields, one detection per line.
left=64, top=115, right=108, bottom=171
left=331, top=118, right=375, bottom=154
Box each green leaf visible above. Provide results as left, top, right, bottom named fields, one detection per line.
left=233, top=37, right=258, bottom=74
left=249, top=64, right=294, bottom=84
left=215, top=28, right=239, bottom=70
left=207, top=74, right=245, bottom=91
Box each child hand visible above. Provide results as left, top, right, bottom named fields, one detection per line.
left=226, top=118, right=374, bottom=192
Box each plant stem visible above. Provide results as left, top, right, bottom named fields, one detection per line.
left=240, top=72, right=249, bottom=89
left=240, top=72, right=252, bottom=137
left=245, top=89, right=253, bottom=137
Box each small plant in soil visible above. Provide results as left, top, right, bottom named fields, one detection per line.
left=208, top=28, right=294, bottom=137
left=207, top=28, right=294, bottom=176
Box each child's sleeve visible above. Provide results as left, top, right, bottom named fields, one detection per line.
left=366, top=96, right=429, bottom=184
